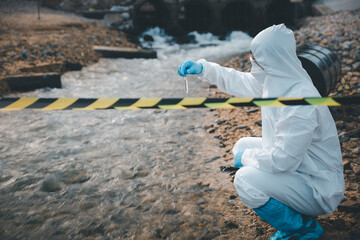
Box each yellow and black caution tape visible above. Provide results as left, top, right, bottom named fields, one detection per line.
left=0, top=96, right=359, bottom=111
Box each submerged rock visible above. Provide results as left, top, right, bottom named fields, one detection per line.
left=41, top=175, right=62, bottom=192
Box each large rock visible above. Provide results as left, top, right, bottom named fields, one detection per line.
left=103, top=13, right=123, bottom=27
left=81, top=0, right=119, bottom=9
left=60, top=0, right=83, bottom=10
left=81, top=0, right=99, bottom=7
left=42, top=0, right=63, bottom=8
left=96, top=0, right=115, bottom=9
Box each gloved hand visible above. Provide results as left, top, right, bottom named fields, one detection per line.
left=178, top=60, right=203, bottom=77
left=234, top=150, right=245, bottom=168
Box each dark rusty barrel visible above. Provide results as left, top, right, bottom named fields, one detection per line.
left=297, top=44, right=342, bottom=96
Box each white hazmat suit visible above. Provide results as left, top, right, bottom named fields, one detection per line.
left=197, top=24, right=344, bottom=216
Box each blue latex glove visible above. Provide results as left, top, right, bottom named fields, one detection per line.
left=234, top=150, right=245, bottom=168
left=178, top=60, right=203, bottom=77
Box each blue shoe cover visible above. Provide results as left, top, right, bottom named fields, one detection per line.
left=253, top=198, right=304, bottom=232
left=290, top=219, right=324, bottom=240
left=269, top=230, right=289, bottom=240
left=253, top=198, right=324, bottom=240
left=269, top=220, right=323, bottom=239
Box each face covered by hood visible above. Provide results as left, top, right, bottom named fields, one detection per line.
left=250, top=24, right=319, bottom=98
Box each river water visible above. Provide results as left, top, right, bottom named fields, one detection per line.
left=0, top=29, right=252, bottom=239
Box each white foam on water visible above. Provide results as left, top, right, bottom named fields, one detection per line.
left=139, top=27, right=253, bottom=62
left=139, top=27, right=179, bottom=52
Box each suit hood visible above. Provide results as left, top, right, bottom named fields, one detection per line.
left=250, top=24, right=319, bottom=97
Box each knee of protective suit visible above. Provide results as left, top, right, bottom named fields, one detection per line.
left=232, top=137, right=250, bottom=157
left=233, top=167, right=269, bottom=209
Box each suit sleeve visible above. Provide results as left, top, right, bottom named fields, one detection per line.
left=197, top=59, right=263, bottom=97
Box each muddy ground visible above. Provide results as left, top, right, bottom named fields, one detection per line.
left=0, top=3, right=359, bottom=240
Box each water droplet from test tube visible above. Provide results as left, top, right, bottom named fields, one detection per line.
left=184, top=77, right=189, bottom=93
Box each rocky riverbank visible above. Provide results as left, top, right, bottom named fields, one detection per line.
left=0, top=3, right=135, bottom=95
left=209, top=9, right=359, bottom=239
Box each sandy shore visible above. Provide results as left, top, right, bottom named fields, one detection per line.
left=0, top=4, right=359, bottom=240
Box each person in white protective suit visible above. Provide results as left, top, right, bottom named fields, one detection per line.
left=177, top=24, right=345, bottom=240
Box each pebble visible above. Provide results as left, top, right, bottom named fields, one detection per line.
left=255, top=227, right=265, bottom=236
left=341, top=41, right=352, bottom=50
left=205, top=156, right=221, bottom=163
left=352, top=62, right=360, bottom=71
left=207, top=128, right=216, bottom=133
left=229, top=195, right=237, bottom=200
left=351, top=147, right=359, bottom=155
left=246, top=109, right=259, bottom=113
left=216, top=120, right=228, bottom=125
left=220, top=166, right=239, bottom=173
left=225, top=221, right=238, bottom=229
left=343, top=160, right=351, bottom=170
left=344, top=66, right=352, bottom=72
left=353, top=49, right=360, bottom=61
left=255, top=121, right=262, bottom=126
left=121, top=12, right=130, bottom=20
left=342, top=51, right=349, bottom=58
left=339, top=132, right=350, bottom=142
left=41, top=49, right=53, bottom=56
left=21, top=51, right=29, bottom=58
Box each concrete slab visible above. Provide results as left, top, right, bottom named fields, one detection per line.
left=93, top=46, right=157, bottom=59
left=5, top=73, right=62, bottom=92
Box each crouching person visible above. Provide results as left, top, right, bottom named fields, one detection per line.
left=178, top=24, right=344, bottom=239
